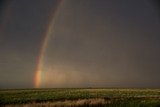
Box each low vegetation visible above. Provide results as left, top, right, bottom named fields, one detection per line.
left=0, top=88, right=160, bottom=107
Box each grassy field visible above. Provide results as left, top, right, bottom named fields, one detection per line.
left=0, top=88, right=160, bottom=107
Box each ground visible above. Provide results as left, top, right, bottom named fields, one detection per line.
left=0, top=88, right=160, bottom=107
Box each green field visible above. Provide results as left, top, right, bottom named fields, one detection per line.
left=0, top=88, right=160, bottom=107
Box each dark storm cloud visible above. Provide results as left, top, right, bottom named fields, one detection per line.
left=44, top=0, right=160, bottom=88
left=0, top=0, right=160, bottom=88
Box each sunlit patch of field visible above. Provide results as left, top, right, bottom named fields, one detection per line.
left=0, top=88, right=160, bottom=107
left=3, top=98, right=106, bottom=107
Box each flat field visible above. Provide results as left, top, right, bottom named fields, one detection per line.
left=0, top=88, right=160, bottom=107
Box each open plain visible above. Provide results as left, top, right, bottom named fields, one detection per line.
left=0, top=88, right=160, bottom=107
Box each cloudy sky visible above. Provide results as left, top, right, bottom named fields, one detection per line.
left=0, top=0, right=160, bottom=88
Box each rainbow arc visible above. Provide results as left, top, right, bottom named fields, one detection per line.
left=34, top=0, right=64, bottom=88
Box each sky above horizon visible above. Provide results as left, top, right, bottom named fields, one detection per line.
left=0, top=0, right=160, bottom=88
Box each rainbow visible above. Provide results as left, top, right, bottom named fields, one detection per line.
left=34, top=0, right=64, bottom=88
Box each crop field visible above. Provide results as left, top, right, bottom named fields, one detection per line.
left=0, top=88, right=160, bottom=107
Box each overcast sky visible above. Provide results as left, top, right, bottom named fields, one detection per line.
left=0, top=0, right=160, bottom=88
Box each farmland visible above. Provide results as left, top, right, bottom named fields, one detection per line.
left=0, top=88, right=160, bottom=107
